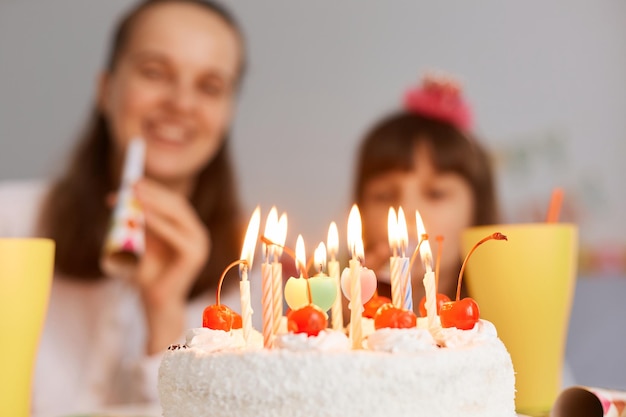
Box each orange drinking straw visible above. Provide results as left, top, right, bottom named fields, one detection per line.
left=546, top=187, right=564, bottom=223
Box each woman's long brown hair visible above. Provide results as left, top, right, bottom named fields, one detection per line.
left=38, top=0, right=246, bottom=299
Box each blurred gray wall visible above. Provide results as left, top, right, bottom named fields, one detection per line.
left=1, top=0, right=625, bottom=389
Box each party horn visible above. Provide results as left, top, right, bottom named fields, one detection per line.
left=101, top=137, right=146, bottom=279
left=552, top=386, right=626, bottom=417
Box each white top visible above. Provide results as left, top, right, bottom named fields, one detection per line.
left=0, top=180, right=253, bottom=417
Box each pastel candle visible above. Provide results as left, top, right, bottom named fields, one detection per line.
left=397, top=208, right=412, bottom=312
left=327, top=222, right=343, bottom=331
left=240, top=206, right=261, bottom=344
left=272, top=212, right=287, bottom=336
left=388, top=208, right=402, bottom=309
left=416, top=210, right=437, bottom=328
left=311, top=241, right=338, bottom=312
left=347, top=205, right=363, bottom=349
left=261, top=208, right=278, bottom=348
left=283, top=235, right=310, bottom=311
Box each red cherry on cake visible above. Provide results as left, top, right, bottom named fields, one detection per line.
left=373, top=303, right=417, bottom=330
left=204, top=258, right=247, bottom=331
left=287, top=304, right=328, bottom=336
left=439, top=298, right=480, bottom=330
left=418, top=293, right=451, bottom=317
left=231, top=312, right=242, bottom=329
left=362, top=293, right=392, bottom=319
left=202, top=304, right=237, bottom=331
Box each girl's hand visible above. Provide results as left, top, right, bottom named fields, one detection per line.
left=133, top=178, right=210, bottom=354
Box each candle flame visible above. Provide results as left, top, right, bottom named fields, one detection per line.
left=420, top=239, right=433, bottom=267
left=276, top=213, right=288, bottom=257
left=241, top=206, right=261, bottom=271
left=327, top=222, right=339, bottom=258
left=397, top=207, right=408, bottom=257
left=263, top=207, right=278, bottom=259
left=347, top=204, right=363, bottom=260
left=314, top=242, right=327, bottom=272
left=295, top=234, right=306, bottom=276
left=387, top=207, right=398, bottom=253
left=356, top=238, right=364, bottom=261
left=415, top=210, right=433, bottom=268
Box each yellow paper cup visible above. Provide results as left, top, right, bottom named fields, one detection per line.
left=0, top=238, right=55, bottom=417
left=461, top=223, right=578, bottom=417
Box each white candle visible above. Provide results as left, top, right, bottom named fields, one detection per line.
left=422, top=259, right=436, bottom=329
left=348, top=257, right=361, bottom=348
left=327, top=222, right=343, bottom=331
left=240, top=270, right=253, bottom=343
left=416, top=210, right=437, bottom=329
left=240, top=207, right=261, bottom=345
left=347, top=205, right=364, bottom=349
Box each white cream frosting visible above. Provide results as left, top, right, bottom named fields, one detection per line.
left=185, top=327, right=263, bottom=351
left=435, top=319, right=498, bottom=348
left=159, top=332, right=516, bottom=417
left=366, top=327, right=438, bottom=352
left=275, top=329, right=350, bottom=351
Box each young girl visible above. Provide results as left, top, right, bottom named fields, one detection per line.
left=353, top=74, right=500, bottom=309
left=0, top=0, right=247, bottom=414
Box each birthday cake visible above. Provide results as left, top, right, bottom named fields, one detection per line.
left=158, top=318, right=515, bottom=417
left=157, top=208, right=516, bottom=417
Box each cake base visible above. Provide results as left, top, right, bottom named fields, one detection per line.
left=158, top=338, right=515, bottom=417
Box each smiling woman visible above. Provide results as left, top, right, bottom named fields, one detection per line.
left=98, top=0, right=243, bottom=188
left=0, top=1, right=248, bottom=415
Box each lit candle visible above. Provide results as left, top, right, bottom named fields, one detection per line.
left=397, top=208, right=412, bottom=312
left=240, top=206, right=261, bottom=344
left=387, top=207, right=402, bottom=308
left=347, top=205, right=364, bottom=349
left=327, top=222, right=343, bottom=330
left=416, top=210, right=437, bottom=329
left=272, top=212, right=287, bottom=336
left=261, top=207, right=278, bottom=348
